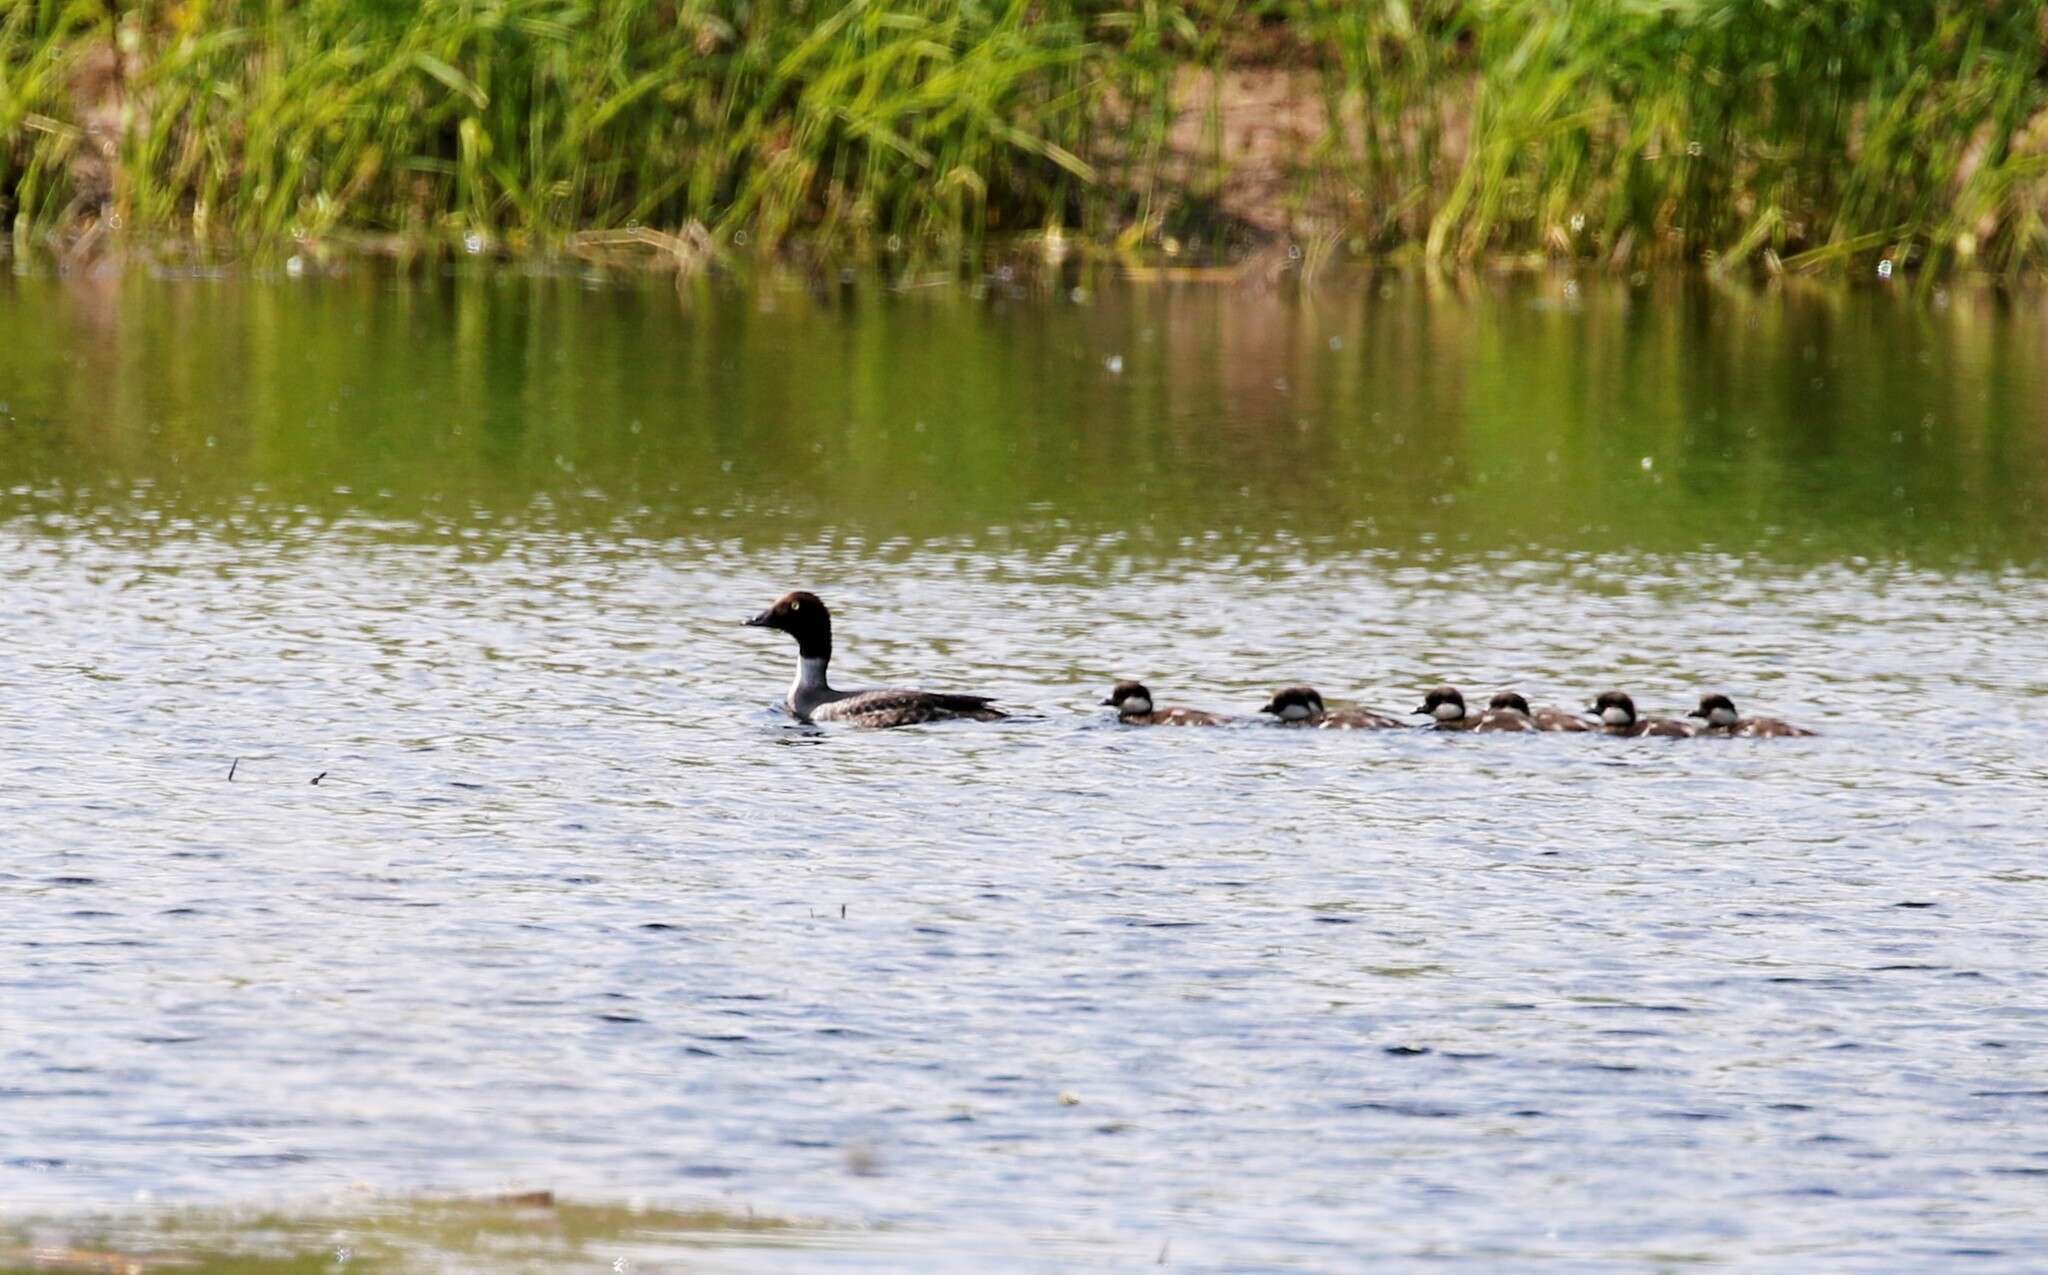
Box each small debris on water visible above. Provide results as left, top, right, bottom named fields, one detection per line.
left=1105, top=355, right=1124, bottom=375
left=310, top=772, right=328, bottom=785
left=1057, top=1090, right=1081, bottom=1106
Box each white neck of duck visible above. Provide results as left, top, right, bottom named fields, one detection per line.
left=789, top=655, right=834, bottom=716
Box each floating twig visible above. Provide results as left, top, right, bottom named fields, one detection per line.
left=310, top=771, right=327, bottom=785
left=227, top=758, right=239, bottom=781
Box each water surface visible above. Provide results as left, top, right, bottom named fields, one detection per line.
left=3, top=269, right=2047, bottom=1271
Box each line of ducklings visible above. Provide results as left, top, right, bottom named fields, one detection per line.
left=1101, top=682, right=1813, bottom=738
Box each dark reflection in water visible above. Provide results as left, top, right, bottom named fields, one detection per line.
left=1, top=270, right=2042, bottom=564
left=2, top=270, right=2048, bottom=1273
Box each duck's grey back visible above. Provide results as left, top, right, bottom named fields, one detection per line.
left=809, top=688, right=1005, bottom=728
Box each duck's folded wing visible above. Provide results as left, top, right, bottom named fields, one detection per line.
left=1475, top=710, right=1536, bottom=731
left=813, top=689, right=1005, bottom=727
left=1318, top=708, right=1407, bottom=730
left=1156, top=707, right=1227, bottom=726
left=1739, top=717, right=1815, bottom=737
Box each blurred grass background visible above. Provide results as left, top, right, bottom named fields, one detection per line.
left=4, top=0, right=2047, bottom=273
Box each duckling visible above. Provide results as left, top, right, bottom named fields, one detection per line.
left=1259, top=686, right=1405, bottom=730
left=1100, top=681, right=1228, bottom=726
left=1489, top=691, right=1595, bottom=732
left=1688, top=692, right=1815, bottom=738
left=1590, top=690, right=1699, bottom=738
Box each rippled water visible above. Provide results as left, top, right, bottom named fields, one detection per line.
left=4, top=269, right=2048, bottom=1271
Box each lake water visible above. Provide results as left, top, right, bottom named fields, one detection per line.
left=3, top=267, right=2046, bottom=1271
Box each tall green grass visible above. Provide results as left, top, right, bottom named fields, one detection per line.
left=5, top=0, right=2048, bottom=272
left=3, top=0, right=1143, bottom=256
left=1401, top=1, right=2048, bottom=274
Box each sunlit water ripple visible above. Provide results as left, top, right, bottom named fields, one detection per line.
left=5, top=517, right=2047, bottom=1271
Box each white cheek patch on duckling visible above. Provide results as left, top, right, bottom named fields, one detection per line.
left=1121, top=696, right=1153, bottom=715
left=1601, top=706, right=1633, bottom=726
left=1279, top=703, right=1313, bottom=721
left=1708, top=706, right=1739, bottom=726
left=1433, top=701, right=1464, bottom=721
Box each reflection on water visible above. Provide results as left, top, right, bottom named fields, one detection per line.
left=2, top=269, right=2043, bottom=563
left=2, top=270, right=2047, bottom=1272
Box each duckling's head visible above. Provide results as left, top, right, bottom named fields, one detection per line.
left=1260, top=686, right=1325, bottom=722
left=1590, top=690, right=1638, bottom=727
left=1689, top=692, right=1739, bottom=726
left=1100, top=681, right=1154, bottom=717
left=1414, top=685, right=1467, bottom=722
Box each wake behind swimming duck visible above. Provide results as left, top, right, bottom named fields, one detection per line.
left=745, top=591, right=1006, bottom=727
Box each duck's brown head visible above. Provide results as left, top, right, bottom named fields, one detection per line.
left=745, top=591, right=833, bottom=659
